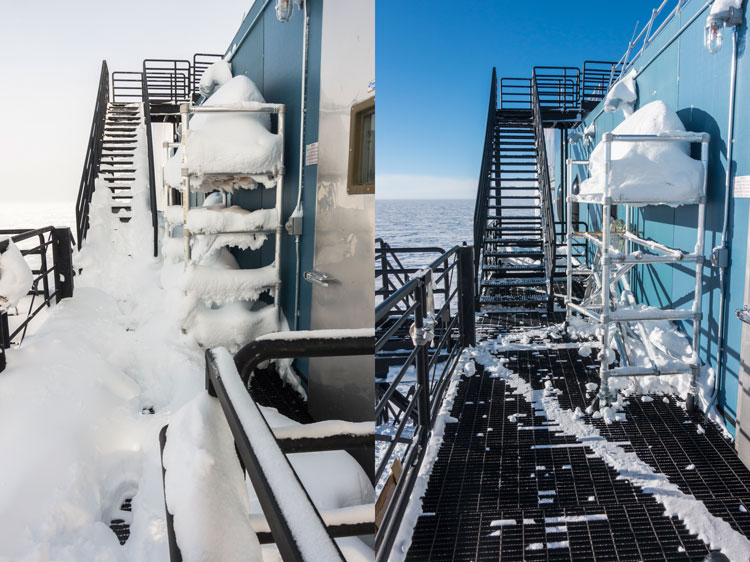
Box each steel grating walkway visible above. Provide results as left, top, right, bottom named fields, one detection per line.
left=405, top=312, right=750, bottom=561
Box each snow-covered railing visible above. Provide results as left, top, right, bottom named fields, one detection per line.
left=375, top=244, right=475, bottom=560
left=159, top=333, right=374, bottom=562
left=0, top=227, right=74, bottom=373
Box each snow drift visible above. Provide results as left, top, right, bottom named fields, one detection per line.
left=164, top=76, right=282, bottom=192
left=579, top=101, right=704, bottom=206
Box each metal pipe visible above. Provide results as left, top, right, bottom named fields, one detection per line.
left=566, top=159, right=573, bottom=310
left=293, top=0, right=310, bottom=331
left=180, top=103, right=191, bottom=268
left=707, top=26, right=740, bottom=421
left=275, top=108, right=286, bottom=327
left=599, top=134, right=613, bottom=405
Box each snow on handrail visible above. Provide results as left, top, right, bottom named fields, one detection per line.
left=207, top=347, right=346, bottom=562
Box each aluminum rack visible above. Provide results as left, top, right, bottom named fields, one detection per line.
left=565, top=132, right=709, bottom=411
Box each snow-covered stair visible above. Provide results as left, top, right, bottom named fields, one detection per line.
left=99, top=103, right=143, bottom=223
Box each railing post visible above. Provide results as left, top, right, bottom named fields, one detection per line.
left=0, top=312, right=8, bottom=373
left=37, top=232, right=51, bottom=305
left=51, top=228, right=74, bottom=302
left=414, top=273, right=431, bottom=446
left=457, top=244, right=476, bottom=347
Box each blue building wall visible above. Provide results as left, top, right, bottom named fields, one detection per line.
left=568, top=0, right=749, bottom=433
left=221, top=1, right=322, bottom=337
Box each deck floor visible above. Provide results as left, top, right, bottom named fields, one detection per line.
left=405, top=312, right=750, bottom=561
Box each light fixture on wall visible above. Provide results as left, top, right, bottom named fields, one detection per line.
left=704, top=4, right=743, bottom=54
left=276, top=0, right=303, bottom=22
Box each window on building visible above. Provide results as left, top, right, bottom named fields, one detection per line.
left=347, top=97, right=375, bottom=194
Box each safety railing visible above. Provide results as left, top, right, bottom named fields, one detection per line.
left=499, top=77, right=532, bottom=109
left=143, top=59, right=191, bottom=103
left=375, top=238, right=446, bottom=305
left=75, top=61, right=109, bottom=249
left=533, top=66, right=580, bottom=114
left=375, top=244, right=475, bottom=559
left=474, top=68, right=498, bottom=279
left=160, top=332, right=374, bottom=562
left=111, top=71, right=143, bottom=103
left=531, top=74, right=557, bottom=311
left=192, top=53, right=224, bottom=93
left=582, top=60, right=623, bottom=108
left=0, top=227, right=75, bottom=373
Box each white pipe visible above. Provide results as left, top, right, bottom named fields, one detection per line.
left=707, top=26, right=739, bottom=420
left=293, top=0, right=310, bottom=332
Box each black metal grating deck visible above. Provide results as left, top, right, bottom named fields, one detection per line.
left=405, top=311, right=750, bottom=560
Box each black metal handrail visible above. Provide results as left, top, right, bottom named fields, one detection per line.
left=111, top=71, right=142, bottom=103
left=0, top=227, right=75, bottom=373
left=375, top=244, right=475, bottom=559
left=582, top=60, right=622, bottom=108
left=143, top=59, right=192, bottom=103
left=375, top=238, right=447, bottom=305
left=473, top=68, right=498, bottom=283
left=75, top=61, right=109, bottom=249
left=531, top=71, right=557, bottom=311
left=141, top=76, right=159, bottom=258
left=160, top=334, right=373, bottom=562
left=533, top=66, right=581, bottom=114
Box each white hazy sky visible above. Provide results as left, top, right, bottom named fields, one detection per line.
left=0, top=0, right=254, bottom=204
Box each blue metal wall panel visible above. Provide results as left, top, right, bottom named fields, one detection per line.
left=569, top=0, right=750, bottom=433
left=220, top=1, right=323, bottom=341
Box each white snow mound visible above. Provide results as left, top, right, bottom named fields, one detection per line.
left=579, top=101, right=704, bottom=206
left=0, top=239, right=33, bottom=310
left=165, top=76, right=282, bottom=192
left=603, top=69, right=638, bottom=117
left=199, top=60, right=233, bottom=97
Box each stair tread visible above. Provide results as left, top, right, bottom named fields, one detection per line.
left=479, top=293, right=548, bottom=304
left=482, top=263, right=544, bottom=270
left=481, top=277, right=546, bottom=287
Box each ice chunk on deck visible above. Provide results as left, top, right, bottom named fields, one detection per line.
left=579, top=101, right=704, bottom=206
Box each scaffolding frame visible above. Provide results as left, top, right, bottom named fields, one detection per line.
left=565, top=131, right=710, bottom=409
left=175, top=102, right=286, bottom=323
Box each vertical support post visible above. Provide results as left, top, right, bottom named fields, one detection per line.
left=180, top=103, right=191, bottom=268
left=688, top=135, right=710, bottom=413
left=415, top=272, right=431, bottom=447
left=599, top=133, right=613, bottom=406
left=0, top=312, right=8, bottom=373
left=274, top=107, right=286, bottom=327
left=38, top=232, right=51, bottom=305
left=566, top=158, right=573, bottom=315
left=51, top=228, right=74, bottom=302
left=457, top=245, right=476, bottom=347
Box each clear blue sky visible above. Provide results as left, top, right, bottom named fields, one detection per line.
left=376, top=0, right=669, bottom=198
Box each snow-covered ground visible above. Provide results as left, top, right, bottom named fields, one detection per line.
left=0, top=129, right=373, bottom=559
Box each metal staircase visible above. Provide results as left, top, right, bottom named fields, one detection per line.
left=474, top=64, right=617, bottom=312
left=100, top=103, right=143, bottom=223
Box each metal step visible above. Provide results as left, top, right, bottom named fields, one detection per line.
left=482, top=262, right=544, bottom=271
left=100, top=169, right=136, bottom=174
left=479, top=293, right=548, bottom=305
left=487, top=205, right=540, bottom=211
left=484, top=249, right=543, bottom=258
left=107, top=185, right=133, bottom=191
left=103, top=177, right=135, bottom=183
left=483, top=238, right=542, bottom=246
left=481, top=277, right=546, bottom=287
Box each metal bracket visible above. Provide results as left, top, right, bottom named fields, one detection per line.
left=738, top=305, right=750, bottom=325
left=304, top=269, right=335, bottom=288
left=711, top=246, right=729, bottom=268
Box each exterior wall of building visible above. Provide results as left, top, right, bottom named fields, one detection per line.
left=568, top=1, right=750, bottom=434
left=223, top=0, right=324, bottom=338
